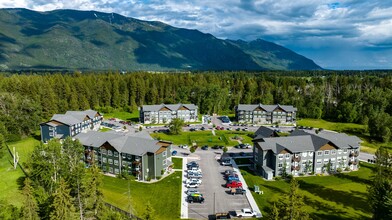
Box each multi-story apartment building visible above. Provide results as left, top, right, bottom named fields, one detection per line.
left=235, top=104, right=297, bottom=124
left=40, top=110, right=102, bottom=143
left=139, top=103, right=198, bottom=124
left=253, top=128, right=361, bottom=180
left=75, top=131, right=173, bottom=181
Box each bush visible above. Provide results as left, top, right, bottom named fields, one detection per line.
left=299, top=173, right=305, bottom=176
left=190, top=146, right=197, bottom=153
left=336, top=167, right=343, bottom=173
left=161, top=169, right=165, bottom=175
left=344, top=167, right=351, bottom=171
left=223, top=146, right=228, bottom=153
left=156, top=176, right=161, bottom=180
left=286, top=174, right=294, bottom=181
left=147, top=177, right=152, bottom=182
left=274, top=176, right=282, bottom=181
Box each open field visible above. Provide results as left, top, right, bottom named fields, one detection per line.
left=150, top=130, right=253, bottom=147
left=297, top=119, right=392, bottom=153
left=101, top=171, right=182, bottom=220
left=0, top=148, right=25, bottom=207
left=8, top=137, right=40, bottom=165
left=103, top=110, right=139, bottom=122
left=241, top=162, right=374, bottom=219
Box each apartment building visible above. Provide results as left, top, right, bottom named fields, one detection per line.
left=140, top=103, right=198, bottom=124
left=40, top=110, right=102, bottom=142
left=253, top=128, right=361, bottom=180
left=235, top=104, right=297, bottom=124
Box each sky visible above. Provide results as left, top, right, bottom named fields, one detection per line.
left=1, top=0, right=392, bottom=70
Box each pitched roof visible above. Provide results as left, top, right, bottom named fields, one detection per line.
left=47, top=110, right=99, bottom=126
left=236, top=104, right=297, bottom=112
left=254, top=126, right=278, bottom=138
left=142, top=103, right=198, bottom=112
left=255, top=129, right=361, bottom=154
left=75, top=131, right=170, bottom=156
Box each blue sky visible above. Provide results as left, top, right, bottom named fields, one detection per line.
left=1, top=0, right=392, bottom=70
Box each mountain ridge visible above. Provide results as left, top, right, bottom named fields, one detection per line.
left=0, top=8, right=322, bottom=71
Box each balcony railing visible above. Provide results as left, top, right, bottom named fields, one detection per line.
left=291, top=165, right=301, bottom=171
left=292, top=155, right=301, bottom=162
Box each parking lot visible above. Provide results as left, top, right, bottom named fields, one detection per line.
left=184, top=150, right=251, bottom=219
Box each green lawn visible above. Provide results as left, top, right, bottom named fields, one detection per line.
left=0, top=148, right=25, bottom=207
left=241, top=162, right=374, bottom=219
left=8, top=137, right=40, bottom=165
left=172, top=157, right=183, bottom=170
left=101, top=171, right=182, bottom=220
left=150, top=130, right=253, bottom=147
left=99, top=127, right=111, bottom=132
left=297, top=119, right=392, bottom=153
left=103, top=110, right=139, bottom=122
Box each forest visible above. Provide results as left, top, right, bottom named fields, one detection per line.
left=0, top=71, right=392, bottom=143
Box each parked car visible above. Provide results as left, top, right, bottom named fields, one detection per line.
left=172, top=150, right=178, bottom=156
left=187, top=161, right=198, bottom=168
left=187, top=194, right=205, bottom=203
left=212, top=145, right=220, bottom=149
left=201, top=145, right=208, bottom=150
left=186, top=182, right=200, bottom=188
left=215, top=212, right=231, bottom=219
left=221, top=158, right=232, bottom=166
left=236, top=128, right=241, bottom=131
left=188, top=172, right=203, bottom=179
left=188, top=167, right=202, bottom=173
left=230, top=187, right=246, bottom=195
left=186, top=189, right=200, bottom=195
left=200, top=126, right=206, bottom=131
left=186, top=178, right=202, bottom=185
left=227, top=175, right=240, bottom=182
left=226, top=181, right=242, bottom=188
left=235, top=208, right=257, bottom=218
left=219, top=126, right=225, bottom=130
left=179, top=144, right=188, bottom=149
left=223, top=169, right=236, bottom=176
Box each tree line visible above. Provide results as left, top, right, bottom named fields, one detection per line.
left=0, top=71, right=392, bottom=142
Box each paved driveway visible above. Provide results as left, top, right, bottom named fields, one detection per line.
left=186, top=150, right=250, bottom=219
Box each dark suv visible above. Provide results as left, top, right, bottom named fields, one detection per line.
left=187, top=194, right=205, bottom=203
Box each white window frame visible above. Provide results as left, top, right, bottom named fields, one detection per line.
left=278, top=154, right=284, bottom=160
left=317, top=151, right=323, bottom=156
left=331, top=150, right=336, bottom=155
left=324, top=150, right=330, bottom=155
left=163, top=151, right=167, bottom=157
left=285, top=153, right=290, bottom=159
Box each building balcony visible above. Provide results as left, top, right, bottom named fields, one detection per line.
left=292, top=155, right=301, bottom=162
left=291, top=165, right=301, bottom=171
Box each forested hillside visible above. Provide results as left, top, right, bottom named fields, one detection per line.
left=0, top=71, right=392, bottom=142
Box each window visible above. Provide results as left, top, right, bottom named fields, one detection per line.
left=324, top=150, right=330, bottom=155
left=338, top=149, right=342, bottom=154
left=331, top=150, right=336, bottom=155
left=308, top=151, right=314, bottom=156
left=255, top=156, right=258, bottom=162
left=102, top=157, right=107, bottom=163
left=302, top=152, right=307, bottom=157
left=343, top=149, right=348, bottom=153
left=255, top=148, right=259, bottom=154
left=115, top=168, right=119, bottom=174
left=163, top=151, right=167, bottom=157
left=324, top=158, right=329, bottom=163
left=278, top=163, right=283, bottom=168
left=109, top=167, right=113, bottom=173
left=108, top=150, right=113, bottom=156
left=114, top=160, right=118, bottom=166
left=317, top=159, right=322, bottom=164
left=278, top=154, right=284, bottom=160
left=285, top=154, right=290, bottom=159
left=108, top=159, right=113, bottom=164
left=316, top=167, right=321, bottom=172
left=163, top=160, right=167, bottom=165
left=317, top=151, right=323, bottom=156
left=122, top=161, right=127, bottom=166
left=114, top=152, right=118, bottom=157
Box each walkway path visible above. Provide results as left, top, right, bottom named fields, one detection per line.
left=180, top=157, right=188, bottom=219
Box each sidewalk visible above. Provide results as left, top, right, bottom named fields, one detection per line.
left=180, top=157, right=188, bottom=219
left=232, top=159, right=262, bottom=217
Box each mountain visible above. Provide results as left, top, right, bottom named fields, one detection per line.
left=0, top=8, right=322, bottom=71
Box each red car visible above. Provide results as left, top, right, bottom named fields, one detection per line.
left=226, top=180, right=242, bottom=188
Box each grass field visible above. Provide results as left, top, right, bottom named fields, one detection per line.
left=150, top=130, right=253, bottom=147
left=0, top=148, right=25, bottom=207
left=8, top=137, right=40, bottom=165
left=297, top=119, right=392, bottom=153
left=241, top=162, right=374, bottom=219
left=101, top=171, right=182, bottom=220
left=172, top=157, right=183, bottom=170
left=103, top=110, right=139, bottom=122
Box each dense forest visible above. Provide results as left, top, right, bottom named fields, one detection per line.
left=0, top=71, right=392, bottom=142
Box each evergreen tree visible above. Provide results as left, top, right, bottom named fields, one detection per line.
left=368, top=146, right=392, bottom=220
left=50, top=178, right=76, bottom=220
left=277, top=178, right=309, bottom=220
left=21, top=178, right=39, bottom=220
left=168, top=118, right=184, bottom=135
left=142, top=202, right=155, bottom=220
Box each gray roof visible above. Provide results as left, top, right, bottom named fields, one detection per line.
left=75, top=131, right=165, bottom=156
left=255, top=129, right=361, bottom=154
left=49, top=110, right=99, bottom=126
left=142, top=103, right=198, bottom=112
left=254, top=126, right=278, bottom=138
left=236, top=104, right=297, bottom=112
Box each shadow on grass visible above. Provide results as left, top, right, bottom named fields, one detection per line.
left=334, top=173, right=372, bottom=185
left=298, top=180, right=371, bottom=214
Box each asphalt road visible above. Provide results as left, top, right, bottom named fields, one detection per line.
left=186, top=150, right=250, bottom=219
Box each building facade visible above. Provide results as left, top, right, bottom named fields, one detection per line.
left=76, top=131, right=173, bottom=181
left=235, top=104, right=297, bottom=124
left=40, top=110, right=102, bottom=143
left=140, top=103, right=198, bottom=124
left=253, top=129, right=361, bottom=180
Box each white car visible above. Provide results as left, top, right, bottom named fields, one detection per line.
left=187, top=167, right=202, bottom=173
left=186, top=189, right=200, bottom=195
left=186, top=182, right=200, bottom=188
left=188, top=172, right=202, bottom=179
left=179, top=144, right=188, bottom=149
left=186, top=178, right=202, bottom=185
left=235, top=208, right=259, bottom=218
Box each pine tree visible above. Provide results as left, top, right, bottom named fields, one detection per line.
left=21, top=178, right=40, bottom=220
left=269, top=202, right=280, bottom=220
left=142, top=202, right=155, bottom=220
left=368, top=146, right=392, bottom=220
left=50, top=179, right=76, bottom=220
left=277, top=178, right=309, bottom=220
